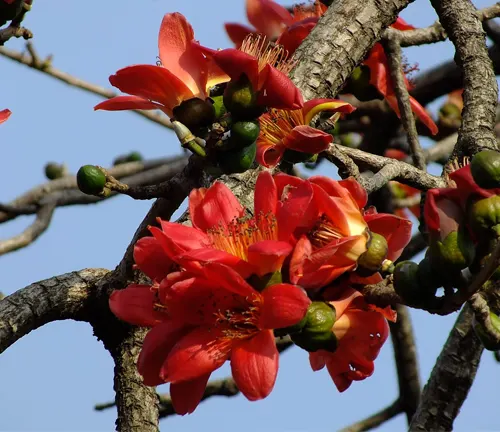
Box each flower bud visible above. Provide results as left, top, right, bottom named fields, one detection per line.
left=223, top=75, right=263, bottom=120
left=470, top=150, right=500, bottom=190
left=77, top=165, right=107, bottom=196
left=210, top=95, right=227, bottom=119
left=247, top=271, right=282, bottom=292
left=113, top=151, right=143, bottom=166
left=44, top=162, right=68, bottom=180
left=357, top=232, right=388, bottom=276
left=438, top=102, right=462, bottom=129
left=416, top=256, right=442, bottom=298
left=473, top=311, right=500, bottom=351
left=428, top=228, right=475, bottom=273
left=393, top=261, right=421, bottom=303
left=217, top=141, right=257, bottom=174
left=468, top=195, right=500, bottom=233
left=172, top=97, right=215, bottom=134
left=291, top=302, right=337, bottom=353
left=230, top=120, right=260, bottom=149
left=282, top=149, right=315, bottom=164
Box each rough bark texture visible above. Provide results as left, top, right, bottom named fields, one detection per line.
left=409, top=306, right=483, bottom=431
left=0, top=268, right=108, bottom=354
left=290, top=0, right=414, bottom=100
left=430, top=0, right=498, bottom=156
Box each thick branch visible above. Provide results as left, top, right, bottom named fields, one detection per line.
left=290, top=0, right=414, bottom=100
left=431, top=0, right=498, bottom=156
left=0, top=268, right=109, bottom=354
left=409, top=306, right=483, bottom=431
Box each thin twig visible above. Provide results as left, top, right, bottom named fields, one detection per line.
left=383, top=35, right=427, bottom=171
left=339, top=400, right=402, bottom=432
left=0, top=202, right=55, bottom=255
left=0, top=43, right=172, bottom=129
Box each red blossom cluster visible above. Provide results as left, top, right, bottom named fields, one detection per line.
left=110, top=171, right=411, bottom=414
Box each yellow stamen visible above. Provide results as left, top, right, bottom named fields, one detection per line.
left=308, top=214, right=347, bottom=249
left=259, top=109, right=305, bottom=145
left=207, top=212, right=278, bottom=261
left=240, top=34, right=294, bottom=75
left=214, top=294, right=262, bottom=340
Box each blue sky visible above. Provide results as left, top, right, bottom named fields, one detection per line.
left=0, top=0, right=497, bottom=430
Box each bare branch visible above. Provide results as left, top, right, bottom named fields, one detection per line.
left=383, top=34, right=426, bottom=171
left=0, top=268, right=109, bottom=354
left=409, top=305, right=483, bottom=431
left=0, top=43, right=172, bottom=129
left=339, top=400, right=402, bottom=432
left=0, top=202, right=55, bottom=256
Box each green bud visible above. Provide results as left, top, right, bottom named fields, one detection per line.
left=416, top=256, right=442, bottom=298
left=77, top=165, right=107, bottom=195
left=393, top=261, right=421, bottom=303
left=439, top=102, right=462, bottom=121
left=473, top=312, right=500, bottom=351
left=113, top=151, right=143, bottom=166
left=44, top=162, right=67, bottom=180
left=357, top=232, right=389, bottom=276
left=468, top=195, right=500, bottom=232
left=223, top=75, right=263, bottom=120
left=470, top=150, right=500, bottom=189
left=217, top=141, right=256, bottom=174
left=211, top=95, right=227, bottom=119
left=172, top=97, right=215, bottom=134
left=290, top=302, right=337, bottom=353
left=230, top=120, right=260, bottom=149
left=428, top=229, right=475, bottom=272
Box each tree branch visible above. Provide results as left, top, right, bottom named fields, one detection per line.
left=409, top=305, right=483, bottom=431
left=0, top=268, right=109, bottom=354
left=0, top=43, right=172, bottom=129
left=339, top=400, right=402, bottom=432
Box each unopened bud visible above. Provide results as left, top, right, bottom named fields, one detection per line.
left=290, top=302, right=337, bottom=353
left=473, top=311, right=500, bottom=351
left=468, top=195, right=500, bottom=233
left=393, top=261, right=421, bottom=303
left=470, top=150, right=500, bottom=190
left=428, top=228, right=475, bottom=273
left=230, top=120, right=260, bottom=149
left=217, top=141, right=256, bottom=174
left=77, top=165, right=107, bottom=196
left=357, top=232, right=388, bottom=276
left=172, top=97, right=215, bottom=134
left=44, top=162, right=68, bottom=180
left=223, top=74, right=263, bottom=120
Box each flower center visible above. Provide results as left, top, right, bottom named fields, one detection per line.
left=240, top=34, right=294, bottom=75
left=259, top=109, right=304, bottom=145
left=207, top=212, right=278, bottom=261
left=214, top=294, right=262, bottom=340
left=307, top=214, right=347, bottom=249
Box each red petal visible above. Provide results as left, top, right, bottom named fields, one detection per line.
left=256, top=140, right=285, bottom=168
left=0, top=108, right=12, bottom=124
left=150, top=223, right=209, bottom=259
left=175, top=248, right=255, bottom=279
left=189, top=182, right=244, bottom=232
left=302, top=98, right=356, bottom=125
left=257, top=65, right=304, bottom=109
left=170, top=373, right=210, bottom=415
left=138, top=321, right=190, bottom=386
left=424, top=188, right=463, bottom=237
left=338, top=178, right=368, bottom=209
left=133, top=236, right=173, bottom=282
left=254, top=171, right=278, bottom=217
left=364, top=212, right=413, bottom=261
left=247, top=0, right=292, bottom=37
left=259, top=284, right=310, bottom=329
left=310, top=176, right=365, bottom=210
left=225, top=23, right=254, bottom=46
left=449, top=164, right=498, bottom=198
left=158, top=13, right=207, bottom=97
left=409, top=96, right=438, bottom=135
left=163, top=327, right=231, bottom=383
left=309, top=351, right=326, bottom=371
left=282, top=125, right=332, bottom=154
left=201, top=262, right=257, bottom=297
left=277, top=20, right=317, bottom=54
left=109, top=285, right=165, bottom=327
left=391, top=17, right=415, bottom=31
left=231, top=329, right=279, bottom=401
left=109, top=65, right=192, bottom=117
left=94, top=96, right=166, bottom=113
left=364, top=44, right=391, bottom=97
left=247, top=240, right=293, bottom=275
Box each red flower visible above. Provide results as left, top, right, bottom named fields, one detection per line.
left=0, top=109, right=11, bottom=124
left=283, top=175, right=371, bottom=289
left=195, top=34, right=303, bottom=110
left=309, top=287, right=391, bottom=392
left=257, top=98, right=355, bottom=167
left=149, top=171, right=314, bottom=278
left=225, top=0, right=327, bottom=54
left=110, top=263, right=310, bottom=413
left=94, top=13, right=228, bottom=117
left=363, top=18, right=439, bottom=135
